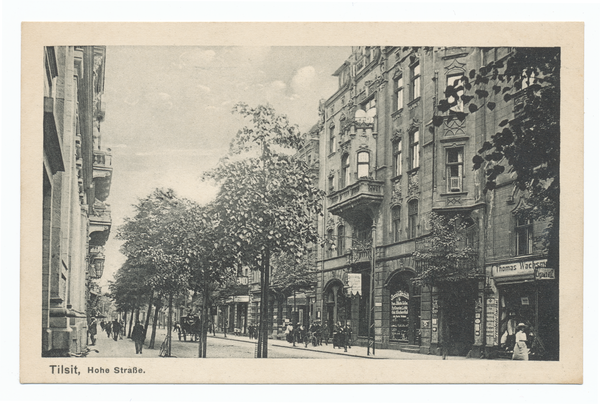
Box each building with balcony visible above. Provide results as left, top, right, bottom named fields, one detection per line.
left=42, top=46, right=114, bottom=356
left=313, top=46, right=558, bottom=359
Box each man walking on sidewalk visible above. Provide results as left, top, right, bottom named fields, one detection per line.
left=132, top=320, right=145, bottom=354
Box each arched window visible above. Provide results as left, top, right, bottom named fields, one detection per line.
left=357, top=151, right=370, bottom=179
left=341, top=154, right=350, bottom=188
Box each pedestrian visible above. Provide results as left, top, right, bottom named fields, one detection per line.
left=512, top=323, right=529, bottom=360
left=88, top=317, right=97, bottom=346
left=321, top=321, right=330, bottom=346
left=285, top=322, right=294, bottom=343
left=119, top=320, right=125, bottom=339
left=131, top=320, right=145, bottom=355
left=112, top=319, right=121, bottom=341
left=105, top=320, right=112, bottom=338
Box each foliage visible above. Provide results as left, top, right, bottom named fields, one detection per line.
left=270, top=251, right=316, bottom=295
left=434, top=47, right=560, bottom=224
left=413, top=213, right=478, bottom=285
left=204, top=103, right=324, bottom=266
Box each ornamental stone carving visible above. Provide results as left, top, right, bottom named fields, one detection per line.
left=391, top=179, right=403, bottom=206
left=408, top=172, right=420, bottom=199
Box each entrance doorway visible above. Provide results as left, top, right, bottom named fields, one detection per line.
left=440, top=282, right=476, bottom=356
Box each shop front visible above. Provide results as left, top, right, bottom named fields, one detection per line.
left=488, top=257, right=556, bottom=359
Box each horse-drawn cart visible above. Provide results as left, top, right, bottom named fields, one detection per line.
left=177, top=315, right=201, bottom=342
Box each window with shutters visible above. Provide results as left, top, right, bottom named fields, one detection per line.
left=446, top=148, right=463, bottom=193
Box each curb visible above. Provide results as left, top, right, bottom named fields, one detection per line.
left=207, top=335, right=386, bottom=359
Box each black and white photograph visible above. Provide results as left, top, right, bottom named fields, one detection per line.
left=20, top=22, right=584, bottom=385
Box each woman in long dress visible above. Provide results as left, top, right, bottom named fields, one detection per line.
left=512, top=323, right=529, bottom=360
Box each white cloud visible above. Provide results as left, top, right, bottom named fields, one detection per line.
left=153, top=92, right=173, bottom=109
left=291, top=66, right=316, bottom=94
left=205, top=105, right=218, bottom=111
left=108, top=143, right=128, bottom=149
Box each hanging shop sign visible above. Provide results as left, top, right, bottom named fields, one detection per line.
left=233, top=295, right=250, bottom=303
left=535, top=267, right=555, bottom=280
left=347, top=273, right=362, bottom=296
left=489, top=258, right=548, bottom=281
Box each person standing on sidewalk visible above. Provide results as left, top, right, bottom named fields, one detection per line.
left=88, top=317, right=98, bottom=346
left=112, top=319, right=121, bottom=341
left=105, top=320, right=112, bottom=338
left=131, top=320, right=145, bottom=354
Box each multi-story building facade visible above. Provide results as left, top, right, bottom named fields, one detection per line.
left=42, top=46, right=113, bottom=356
left=314, top=46, right=558, bottom=359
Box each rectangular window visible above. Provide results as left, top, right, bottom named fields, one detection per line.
left=329, top=126, right=335, bottom=154
left=411, top=62, right=421, bottom=100
left=326, top=229, right=334, bottom=259
left=515, top=217, right=533, bottom=256
left=341, top=154, right=350, bottom=188
left=409, top=131, right=420, bottom=170
left=394, top=139, right=402, bottom=177
left=357, top=152, right=369, bottom=179
left=408, top=200, right=418, bottom=239
left=392, top=206, right=402, bottom=243
left=447, top=74, right=464, bottom=113
left=395, top=76, right=404, bottom=111
left=446, top=148, right=463, bottom=192
left=337, top=226, right=346, bottom=256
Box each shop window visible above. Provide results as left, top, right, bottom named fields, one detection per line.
left=392, top=206, right=402, bottom=243
left=393, top=139, right=402, bottom=177
left=447, top=74, right=464, bottom=113
left=326, top=229, right=334, bottom=259
left=408, top=200, right=419, bottom=239
left=357, top=151, right=370, bottom=179
left=409, top=130, right=420, bottom=170
left=515, top=217, right=533, bottom=256
left=411, top=62, right=421, bottom=100
left=394, top=75, right=404, bottom=111
left=446, top=147, right=464, bottom=192
left=337, top=225, right=346, bottom=256
left=341, top=154, right=350, bottom=188
left=390, top=279, right=411, bottom=342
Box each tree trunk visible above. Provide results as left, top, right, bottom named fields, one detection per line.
left=199, top=273, right=209, bottom=358
left=260, top=248, right=270, bottom=358
left=167, top=293, right=173, bottom=357
left=148, top=295, right=161, bottom=349
left=122, top=310, right=128, bottom=339
left=143, top=291, right=154, bottom=340
left=127, top=307, right=134, bottom=338
left=256, top=259, right=265, bottom=358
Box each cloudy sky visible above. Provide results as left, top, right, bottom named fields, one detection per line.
left=99, top=46, right=351, bottom=288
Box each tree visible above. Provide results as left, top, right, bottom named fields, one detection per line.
left=434, top=47, right=559, bottom=262
left=412, top=213, right=478, bottom=286
left=116, top=188, right=192, bottom=356
left=204, top=103, right=323, bottom=357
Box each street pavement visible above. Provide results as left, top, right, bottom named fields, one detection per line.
left=86, top=327, right=472, bottom=360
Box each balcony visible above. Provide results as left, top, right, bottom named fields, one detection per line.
left=327, top=178, right=384, bottom=222
left=89, top=200, right=112, bottom=246
left=93, top=149, right=113, bottom=202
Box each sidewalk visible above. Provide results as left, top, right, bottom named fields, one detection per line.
left=207, top=333, right=469, bottom=360
left=87, top=328, right=167, bottom=358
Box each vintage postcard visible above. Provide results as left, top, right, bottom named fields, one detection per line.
left=21, top=22, right=583, bottom=384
